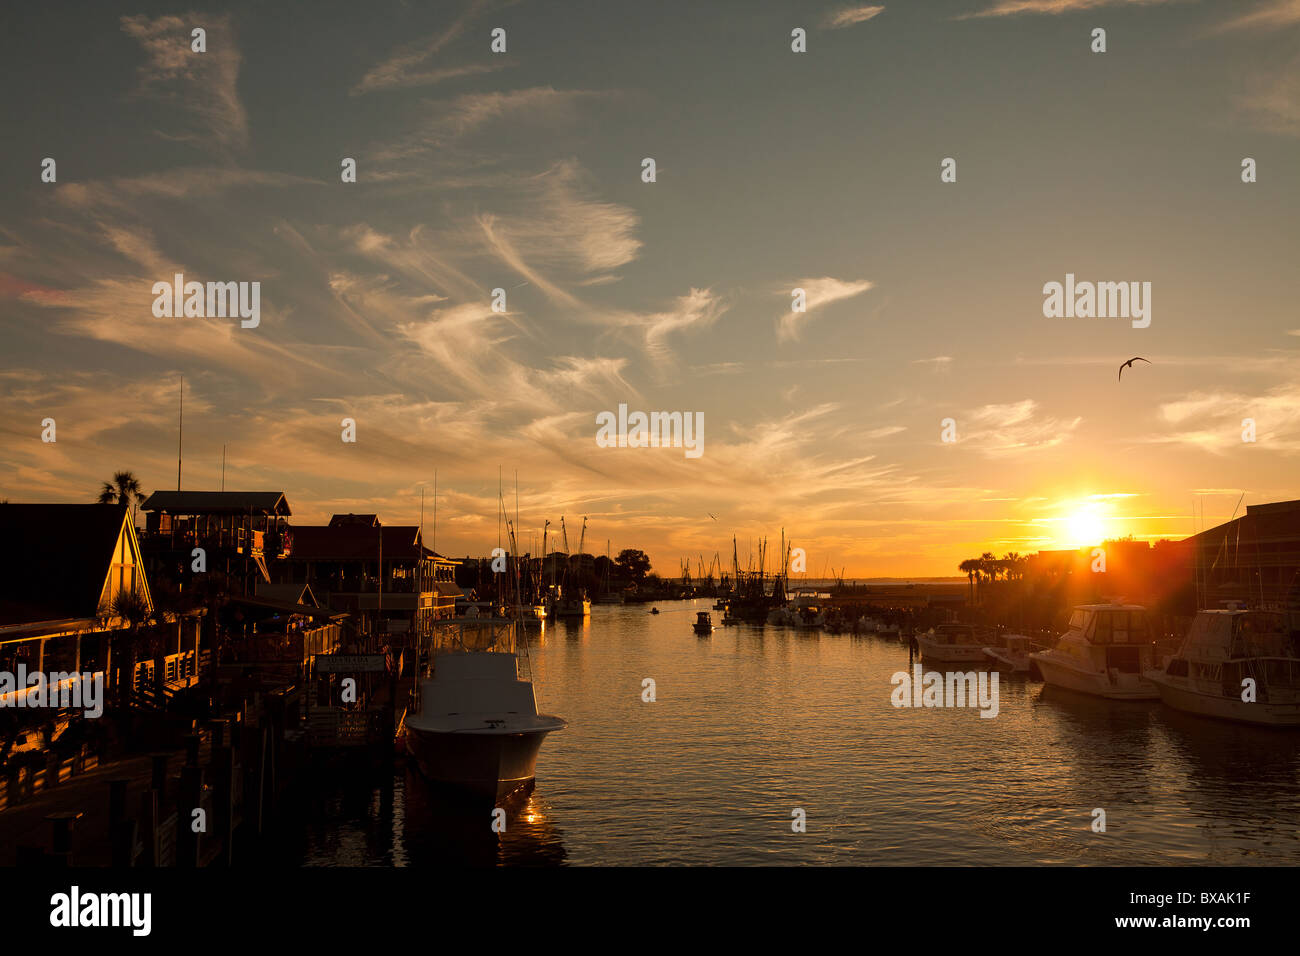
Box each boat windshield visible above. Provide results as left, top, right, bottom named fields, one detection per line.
left=430, top=619, right=518, bottom=654
left=1091, top=610, right=1149, bottom=644
left=1232, top=613, right=1289, bottom=657
left=1069, top=609, right=1089, bottom=630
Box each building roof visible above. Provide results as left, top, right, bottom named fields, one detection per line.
left=287, top=525, right=450, bottom=562
left=256, top=581, right=320, bottom=607
left=1185, top=498, right=1300, bottom=550
left=328, top=514, right=379, bottom=527
left=141, top=490, right=291, bottom=516
left=0, top=504, right=136, bottom=625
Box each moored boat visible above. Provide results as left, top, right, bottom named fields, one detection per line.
left=915, top=624, right=988, bottom=663
left=546, top=585, right=591, bottom=619
left=983, top=634, right=1033, bottom=673
left=1030, top=604, right=1158, bottom=700
left=403, top=618, right=565, bottom=801
left=1145, top=608, right=1300, bottom=726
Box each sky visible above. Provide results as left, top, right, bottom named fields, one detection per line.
left=1, top=0, right=1298, bottom=577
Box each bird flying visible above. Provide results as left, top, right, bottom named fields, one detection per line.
left=1118, top=357, right=1151, bottom=381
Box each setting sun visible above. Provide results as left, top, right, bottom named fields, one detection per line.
left=1065, top=503, right=1109, bottom=548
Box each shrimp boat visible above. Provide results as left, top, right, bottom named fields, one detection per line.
left=915, top=624, right=988, bottom=663
left=983, top=634, right=1033, bottom=673
left=511, top=603, right=547, bottom=629
left=546, top=585, right=591, bottom=619
left=1030, top=604, right=1158, bottom=700
left=693, top=611, right=714, bottom=635
left=1145, top=608, right=1300, bottom=726
left=403, top=616, right=565, bottom=801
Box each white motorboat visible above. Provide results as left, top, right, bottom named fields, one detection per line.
left=1145, top=608, right=1300, bottom=726
left=915, top=624, right=988, bottom=663
left=983, top=634, right=1033, bottom=673
left=1030, top=604, right=1158, bottom=700
left=785, top=591, right=827, bottom=629
left=767, top=592, right=825, bottom=628
left=404, top=618, right=565, bottom=801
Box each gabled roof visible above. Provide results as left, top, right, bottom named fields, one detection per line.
left=328, top=514, right=379, bottom=528
left=256, top=581, right=320, bottom=607
left=288, top=525, right=430, bottom=562
left=0, top=504, right=141, bottom=625
left=141, top=490, right=291, bottom=516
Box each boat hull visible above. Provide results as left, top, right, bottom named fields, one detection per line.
left=404, top=725, right=559, bottom=801
left=1146, top=673, right=1300, bottom=726
left=915, top=636, right=988, bottom=664
left=982, top=647, right=1030, bottom=673
left=1031, top=651, right=1158, bottom=700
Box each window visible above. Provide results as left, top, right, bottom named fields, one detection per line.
left=1094, top=613, right=1112, bottom=644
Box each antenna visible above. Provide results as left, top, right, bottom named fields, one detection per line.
left=176, top=375, right=183, bottom=491
left=221, top=442, right=226, bottom=492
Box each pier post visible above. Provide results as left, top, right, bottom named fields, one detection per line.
left=210, top=742, right=235, bottom=865
left=208, top=718, right=228, bottom=750
left=45, top=811, right=82, bottom=866
left=245, top=722, right=266, bottom=836
left=138, top=788, right=159, bottom=866
left=110, top=817, right=138, bottom=867
left=109, top=777, right=129, bottom=826
left=177, top=765, right=203, bottom=867
left=150, top=752, right=170, bottom=799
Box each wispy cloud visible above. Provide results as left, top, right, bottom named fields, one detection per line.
left=1214, top=0, right=1300, bottom=32
left=1154, top=382, right=1300, bottom=453
left=913, top=355, right=953, bottom=372
left=824, top=6, right=886, bottom=28
left=1236, top=54, right=1300, bottom=136
left=120, top=13, right=248, bottom=152
left=959, top=400, right=1082, bottom=456
left=778, top=277, right=873, bottom=342
left=353, top=0, right=496, bottom=94
left=640, top=288, right=728, bottom=360
left=958, top=0, right=1179, bottom=18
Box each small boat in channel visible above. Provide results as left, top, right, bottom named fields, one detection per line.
left=403, top=617, right=566, bottom=801
left=915, top=624, right=988, bottom=664
left=1029, top=604, right=1158, bottom=700
left=693, top=610, right=714, bottom=635
left=1145, top=608, right=1300, bottom=726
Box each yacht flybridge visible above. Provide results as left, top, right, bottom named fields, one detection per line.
left=403, top=616, right=565, bottom=801
left=1145, top=609, right=1300, bottom=726
left=1030, top=604, right=1158, bottom=699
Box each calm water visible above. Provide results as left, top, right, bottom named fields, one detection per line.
left=283, top=600, right=1300, bottom=866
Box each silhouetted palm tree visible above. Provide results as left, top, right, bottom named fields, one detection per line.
left=98, top=471, right=145, bottom=523
left=959, top=559, right=979, bottom=604
left=979, top=551, right=997, bottom=590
